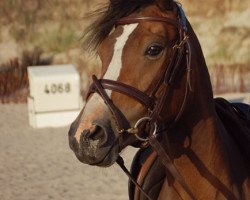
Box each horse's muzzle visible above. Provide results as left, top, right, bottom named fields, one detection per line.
left=68, top=119, right=119, bottom=167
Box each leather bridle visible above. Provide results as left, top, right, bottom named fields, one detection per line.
left=88, top=16, right=191, bottom=134
left=87, top=5, right=196, bottom=200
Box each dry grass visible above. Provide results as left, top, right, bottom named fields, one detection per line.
left=0, top=0, right=249, bottom=103
left=210, top=63, right=250, bottom=94
left=182, top=0, right=248, bottom=17
left=0, top=0, right=99, bottom=54
left=0, top=48, right=52, bottom=103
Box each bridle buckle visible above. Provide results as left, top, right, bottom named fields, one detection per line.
left=173, top=35, right=189, bottom=49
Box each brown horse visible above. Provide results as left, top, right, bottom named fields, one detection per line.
left=68, top=0, right=250, bottom=199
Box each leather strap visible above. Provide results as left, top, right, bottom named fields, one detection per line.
left=149, top=135, right=197, bottom=200
left=88, top=79, right=155, bottom=109
left=91, top=75, right=130, bottom=132
left=148, top=34, right=190, bottom=125
left=116, top=156, right=154, bottom=200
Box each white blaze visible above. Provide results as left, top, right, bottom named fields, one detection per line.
left=103, top=23, right=138, bottom=96
left=75, top=23, right=138, bottom=138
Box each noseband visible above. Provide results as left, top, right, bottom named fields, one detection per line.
left=87, top=5, right=196, bottom=200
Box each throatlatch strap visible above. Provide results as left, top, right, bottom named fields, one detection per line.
left=149, top=135, right=197, bottom=200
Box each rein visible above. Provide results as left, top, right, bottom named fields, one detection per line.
left=87, top=5, right=196, bottom=200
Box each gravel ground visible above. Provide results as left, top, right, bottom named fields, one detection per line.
left=0, top=104, right=137, bottom=200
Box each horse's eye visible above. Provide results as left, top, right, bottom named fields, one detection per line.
left=145, top=44, right=164, bottom=57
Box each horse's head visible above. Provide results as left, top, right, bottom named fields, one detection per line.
left=69, top=0, right=192, bottom=167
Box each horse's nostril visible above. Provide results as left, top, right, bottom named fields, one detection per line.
left=82, top=129, right=91, bottom=140
left=89, top=125, right=108, bottom=146
left=89, top=126, right=101, bottom=140
left=80, top=125, right=109, bottom=148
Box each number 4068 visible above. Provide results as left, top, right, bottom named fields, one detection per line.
left=44, top=83, right=71, bottom=94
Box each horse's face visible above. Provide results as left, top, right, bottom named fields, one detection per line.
left=69, top=4, right=179, bottom=167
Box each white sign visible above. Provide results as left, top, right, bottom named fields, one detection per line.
left=28, top=64, right=82, bottom=128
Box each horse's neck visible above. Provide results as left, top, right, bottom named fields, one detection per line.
left=173, top=23, right=235, bottom=189
left=166, top=24, right=233, bottom=193
left=154, top=20, right=250, bottom=200
left=161, top=25, right=249, bottom=197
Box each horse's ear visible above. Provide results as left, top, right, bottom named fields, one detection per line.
left=156, top=0, right=174, bottom=10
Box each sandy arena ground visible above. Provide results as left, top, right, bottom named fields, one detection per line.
left=1, top=94, right=249, bottom=200
left=0, top=104, right=137, bottom=200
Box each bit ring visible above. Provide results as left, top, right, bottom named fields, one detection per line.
left=134, top=117, right=157, bottom=141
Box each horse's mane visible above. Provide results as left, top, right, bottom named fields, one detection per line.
left=82, top=0, right=155, bottom=51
